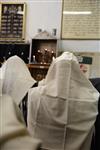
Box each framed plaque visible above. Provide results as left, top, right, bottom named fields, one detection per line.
left=0, top=2, right=26, bottom=41
left=61, top=0, right=100, bottom=39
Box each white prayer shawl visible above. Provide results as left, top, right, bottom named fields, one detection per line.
left=0, top=94, right=41, bottom=150
left=28, top=52, right=99, bottom=150
left=2, top=56, right=36, bottom=105
left=0, top=68, right=3, bottom=96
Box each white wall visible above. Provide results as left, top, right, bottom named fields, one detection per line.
left=58, top=40, right=100, bottom=53
left=26, top=0, right=62, bottom=41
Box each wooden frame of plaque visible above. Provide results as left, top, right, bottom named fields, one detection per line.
left=0, top=2, right=26, bottom=41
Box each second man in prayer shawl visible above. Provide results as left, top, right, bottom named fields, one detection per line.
left=27, top=52, right=99, bottom=150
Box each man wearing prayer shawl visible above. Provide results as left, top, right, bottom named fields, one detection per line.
left=27, top=52, right=99, bottom=150
left=2, top=55, right=36, bottom=105
left=1, top=56, right=37, bottom=124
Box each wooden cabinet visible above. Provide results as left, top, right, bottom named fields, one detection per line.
left=29, top=31, right=57, bottom=81
left=31, top=39, right=57, bottom=64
